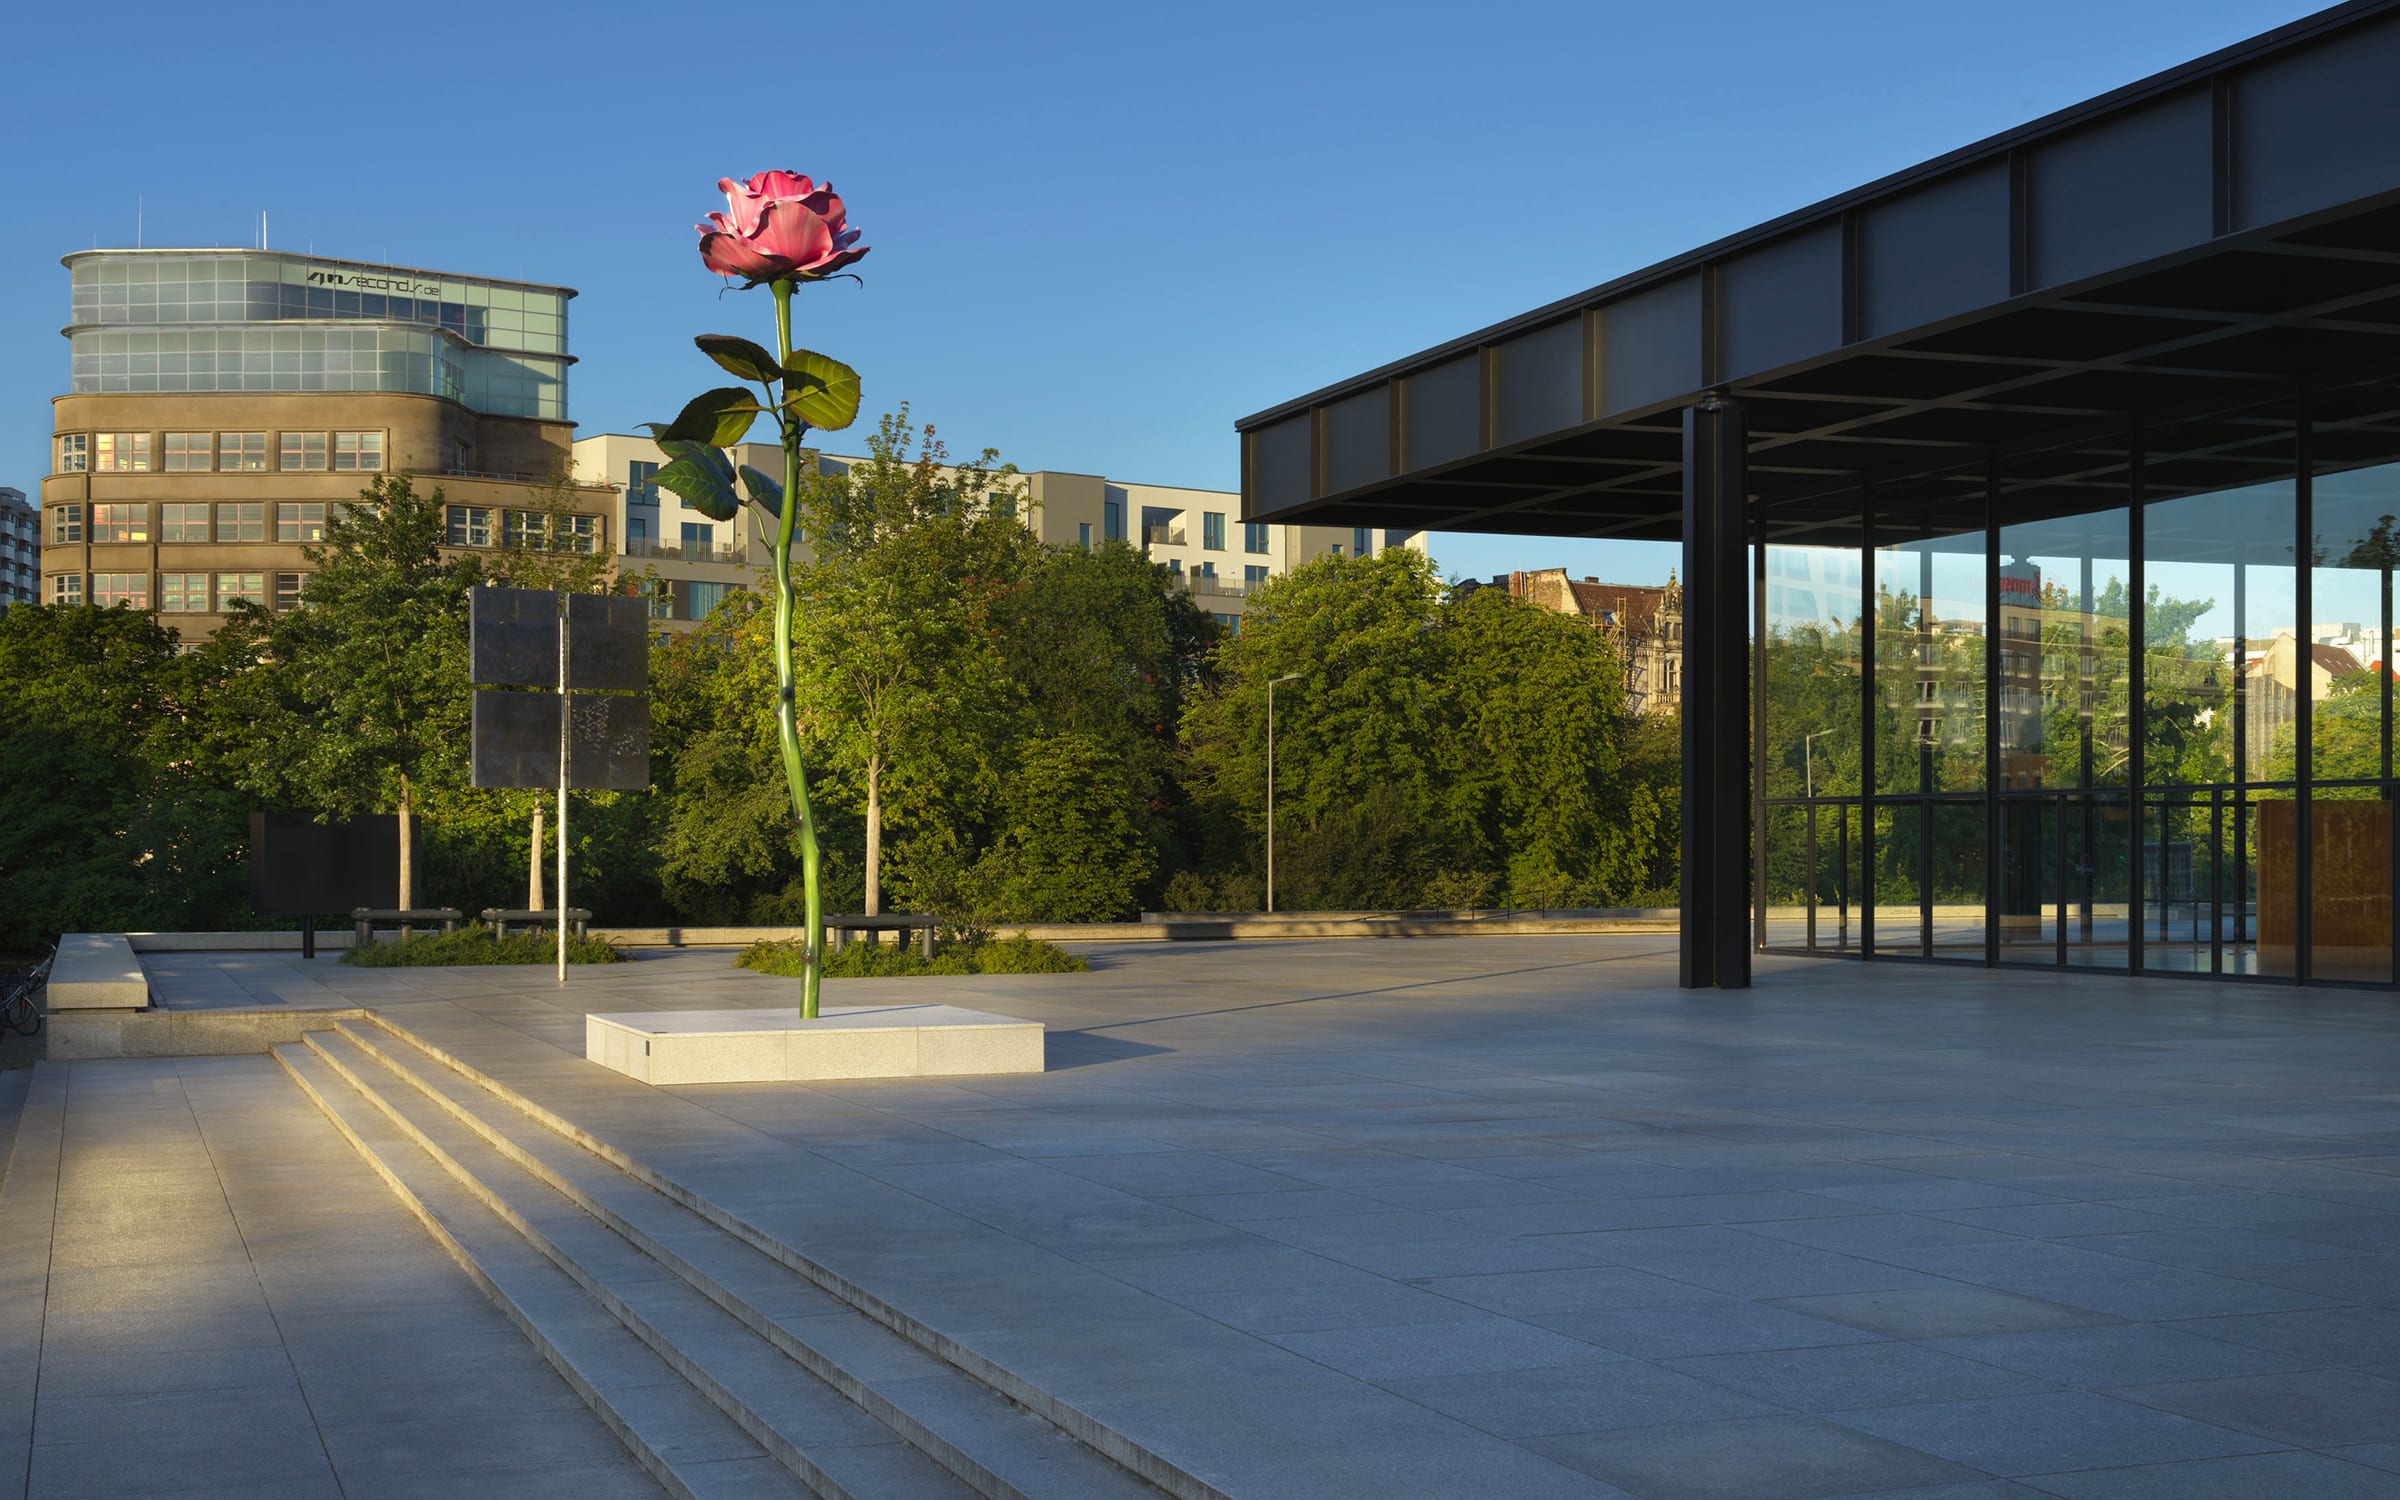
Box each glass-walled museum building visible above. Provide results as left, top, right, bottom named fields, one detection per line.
left=1236, top=0, right=2400, bottom=990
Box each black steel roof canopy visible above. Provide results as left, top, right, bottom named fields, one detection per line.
left=1234, top=0, right=2400, bottom=544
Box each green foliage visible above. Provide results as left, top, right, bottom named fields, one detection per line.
left=0, top=604, right=253, bottom=949
left=652, top=438, right=741, bottom=520
left=1177, top=552, right=1675, bottom=910
left=782, top=350, right=862, bottom=432
left=695, top=334, right=783, bottom=384
left=341, top=924, right=625, bottom=967
left=734, top=931, right=1087, bottom=977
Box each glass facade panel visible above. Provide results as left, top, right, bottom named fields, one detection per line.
left=445, top=506, right=492, bottom=547
left=1204, top=512, right=1226, bottom=550
left=95, top=433, right=150, bottom=472
left=160, top=503, right=210, bottom=542
left=49, top=505, right=82, bottom=544
left=216, top=502, right=265, bottom=542
left=160, top=573, right=210, bottom=613
left=49, top=574, right=83, bottom=605
left=333, top=431, right=384, bottom=471
left=2145, top=405, right=2298, bottom=978
left=277, top=503, right=326, bottom=543
left=1245, top=522, right=1270, bottom=554
left=56, top=434, right=88, bottom=473
left=162, top=432, right=212, bottom=471
left=279, top=432, right=328, bottom=471
left=274, top=573, right=307, bottom=611
left=220, top=432, right=268, bottom=470
left=215, top=572, right=265, bottom=609
left=90, top=573, right=148, bottom=608
left=89, top=504, right=149, bottom=544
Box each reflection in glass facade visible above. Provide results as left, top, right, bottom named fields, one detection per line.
left=63, top=251, right=570, bottom=419
left=1761, top=376, right=2400, bottom=988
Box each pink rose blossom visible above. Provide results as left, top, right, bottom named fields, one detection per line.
left=697, top=171, right=869, bottom=284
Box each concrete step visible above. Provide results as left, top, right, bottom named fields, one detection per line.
left=328, top=1017, right=1169, bottom=1500
left=275, top=1040, right=833, bottom=1500
left=290, top=1029, right=996, bottom=1500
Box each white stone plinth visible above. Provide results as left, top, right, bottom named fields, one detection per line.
left=584, top=1005, right=1045, bottom=1085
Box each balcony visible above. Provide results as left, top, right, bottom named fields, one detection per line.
left=620, top=539, right=750, bottom=565
left=1144, top=525, right=1186, bottom=547
left=1182, top=575, right=1249, bottom=600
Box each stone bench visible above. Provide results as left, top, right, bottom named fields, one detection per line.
left=825, top=913, right=940, bottom=960
left=481, top=908, right=592, bottom=939
left=351, top=908, right=465, bottom=945
left=45, top=934, right=149, bottom=1011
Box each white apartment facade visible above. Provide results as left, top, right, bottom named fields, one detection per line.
left=571, top=432, right=1421, bottom=629
left=0, top=489, right=37, bottom=606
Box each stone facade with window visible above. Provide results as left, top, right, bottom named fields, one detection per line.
left=42, top=249, right=614, bottom=635
left=572, top=431, right=1394, bottom=631
left=0, top=488, right=38, bottom=607
left=1491, top=567, right=1685, bottom=715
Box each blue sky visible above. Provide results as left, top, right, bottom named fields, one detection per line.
left=0, top=0, right=2328, bottom=586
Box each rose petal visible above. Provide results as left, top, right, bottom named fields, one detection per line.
left=753, top=200, right=836, bottom=273
left=697, top=232, right=788, bottom=280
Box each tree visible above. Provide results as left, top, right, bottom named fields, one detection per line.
left=213, top=474, right=478, bottom=908
left=1180, top=550, right=1673, bottom=910
left=788, top=414, right=1029, bottom=914
left=0, top=604, right=250, bottom=949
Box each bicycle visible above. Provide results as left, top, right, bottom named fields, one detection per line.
left=0, top=944, right=52, bottom=1037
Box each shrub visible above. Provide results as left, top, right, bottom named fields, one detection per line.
left=342, top=924, right=625, bottom=968
left=735, top=932, right=1086, bottom=978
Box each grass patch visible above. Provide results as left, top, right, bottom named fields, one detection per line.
left=342, top=924, right=625, bottom=968
left=736, top=930, right=1087, bottom=979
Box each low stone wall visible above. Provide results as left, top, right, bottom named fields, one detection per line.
left=46, top=934, right=150, bottom=1010
left=48, top=1007, right=374, bottom=1060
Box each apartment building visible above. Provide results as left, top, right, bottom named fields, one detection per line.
left=42, top=250, right=614, bottom=632
left=0, top=489, right=36, bottom=606
left=572, top=432, right=1413, bottom=629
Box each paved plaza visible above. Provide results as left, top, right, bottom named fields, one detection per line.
left=10, top=935, right=2400, bottom=1498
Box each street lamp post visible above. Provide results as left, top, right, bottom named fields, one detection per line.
left=1267, top=673, right=1302, bottom=914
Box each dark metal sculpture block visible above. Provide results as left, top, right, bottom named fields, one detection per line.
left=469, top=587, right=558, bottom=688
left=566, top=592, right=649, bottom=692
left=472, top=689, right=563, bottom=788
left=568, top=693, right=651, bottom=790
left=249, top=811, right=417, bottom=915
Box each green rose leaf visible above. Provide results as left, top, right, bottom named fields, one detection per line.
left=738, top=464, right=783, bottom=520
left=653, top=439, right=740, bottom=521
left=695, top=334, right=784, bottom=384
left=782, top=350, right=861, bottom=433
left=661, top=387, right=764, bottom=446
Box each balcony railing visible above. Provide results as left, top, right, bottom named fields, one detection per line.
left=1182, top=575, right=1249, bottom=599
left=620, top=539, right=750, bottom=565
left=1144, top=525, right=1186, bottom=547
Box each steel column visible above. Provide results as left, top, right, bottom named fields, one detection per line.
left=1682, top=395, right=1752, bottom=990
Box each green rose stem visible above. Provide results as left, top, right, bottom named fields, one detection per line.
left=770, top=276, right=825, bottom=1020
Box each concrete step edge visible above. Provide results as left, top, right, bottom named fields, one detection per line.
left=359, top=1012, right=1225, bottom=1500
left=332, top=1020, right=1162, bottom=1500
left=300, top=1030, right=945, bottom=1500
left=274, top=1039, right=820, bottom=1500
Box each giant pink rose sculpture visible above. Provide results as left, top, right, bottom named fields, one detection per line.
left=697, top=171, right=870, bottom=284
left=652, top=169, right=870, bottom=1017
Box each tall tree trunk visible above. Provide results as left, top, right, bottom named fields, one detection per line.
left=865, top=752, right=883, bottom=916
left=528, top=802, right=545, bottom=911
left=396, top=776, right=415, bottom=911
